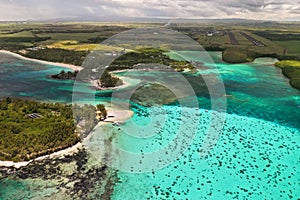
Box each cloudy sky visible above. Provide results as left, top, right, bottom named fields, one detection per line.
left=0, top=0, right=299, bottom=21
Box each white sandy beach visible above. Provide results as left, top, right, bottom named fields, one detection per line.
left=104, top=109, right=134, bottom=123
left=0, top=50, right=83, bottom=71
left=0, top=49, right=135, bottom=168
left=0, top=109, right=133, bottom=168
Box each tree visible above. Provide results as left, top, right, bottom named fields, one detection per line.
left=96, top=104, right=107, bottom=120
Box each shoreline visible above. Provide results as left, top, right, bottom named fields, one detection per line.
left=90, top=78, right=130, bottom=91
left=0, top=109, right=134, bottom=169
left=90, top=71, right=135, bottom=91
left=0, top=50, right=83, bottom=71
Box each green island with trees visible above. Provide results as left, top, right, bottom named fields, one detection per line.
left=51, top=70, right=79, bottom=80
left=97, top=48, right=194, bottom=88
left=99, top=70, right=124, bottom=88
left=0, top=97, right=107, bottom=162
left=275, top=60, right=300, bottom=90
left=110, top=48, right=194, bottom=72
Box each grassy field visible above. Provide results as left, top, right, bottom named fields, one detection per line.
left=0, top=30, right=35, bottom=37
left=0, top=21, right=299, bottom=62
left=45, top=40, right=125, bottom=51
left=226, top=31, right=284, bottom=55
left=196, top=29, right=286, bottom=59
left=231, top=31, right=252, bottom=46
left=241, top=31, right=284, bottom=54
left=274, top=40, right=300, bottom=56
left=0, top=21, right=299, bottom=91
left=37, top=32, right=100, bottom=42
left=196, top=34, right=231, bottom=48
left=47, top=40, right=94, bottom=51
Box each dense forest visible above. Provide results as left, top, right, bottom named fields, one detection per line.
left=100, top=70, right=123, bottom=88
left=251, top=31, right=300, bottom=41
left=0, top=98, right=105, bottom=162
left=0, top=36, right=51, bottom=43
left=222, top=48, right=259, bottom=63
left=99, top=48, right=194, bottom=87
left=22, top=48, right=88, bottom=66
left=0, top=98, right=78, bottom=161
left=110, top=48, right=194, bottom=71
left=86, top=36, right=109, bottom=44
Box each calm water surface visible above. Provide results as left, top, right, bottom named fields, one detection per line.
left=0, top=51, right=299, bottom=200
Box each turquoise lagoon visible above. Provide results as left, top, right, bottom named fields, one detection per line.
left=0, top=51, right=299, bottom=199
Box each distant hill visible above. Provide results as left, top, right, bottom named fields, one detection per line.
left=18, top=17, right=300, bottom=25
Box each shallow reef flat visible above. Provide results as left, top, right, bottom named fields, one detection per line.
left=110, top=106, right=299, bottom=200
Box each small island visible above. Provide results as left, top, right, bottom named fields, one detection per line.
left=99, top=70, right=124, bottom=88
left=51, top=70, right=79, bottom=80
left=109, top=48, right=194, bottom=72
left=94, top=48, right=195, bottom=89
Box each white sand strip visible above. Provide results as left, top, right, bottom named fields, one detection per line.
left=0, top=50, right=83, bottom=71
left=0, top=109, right=133, bottom=168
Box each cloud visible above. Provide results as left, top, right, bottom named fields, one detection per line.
left=0, top=0, right=299, bottom=21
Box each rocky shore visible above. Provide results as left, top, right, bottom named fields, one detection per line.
left=0, top=108, right=133, bottom=199
left=0, top=148, right=117, bottom=199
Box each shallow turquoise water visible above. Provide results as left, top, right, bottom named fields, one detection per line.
left=108, top=52, right=299, bottom=199
left=108, top=106, right=299, bottom=200
left=1, top=51, right=299, bottom=129
left=0, top=178, right=58, bottom=199
left=0, top=51, right=299, bottom=199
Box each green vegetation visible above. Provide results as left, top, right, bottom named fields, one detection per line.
left=46, top=41, right=122, bottom=51
left=0, top=23, right=133, bottom=64
left=110, top=48, right=194, bottom=71
left=0, top=21, right=299, bottom=66
left=248, top=30, right=300, bottom=58
left=46, top=40, right=97, bottom=51
left=21, top=48, right=88, bottom=66
left=100, top=71, right=123, bottom=88
left=51, top=70, right=79, bottom=80
left=0, top=42, right=32, bottom=50
left=195, top=34, right=230, bottom=50
left=0, top=98, right=104, bottom=162
left=0, top=98, right=78, bottom=162
left=275, top=60, right=300, bottom=68
left=173, top=22, right=300, bottom=62
left=0, top=22, right=299, bottom=64
left=96, top=104, right=107, bottom=120
left=274, top=40, right=300, bottom=56
left=222, top=48, right=259, bottom=63
left=86, top=36, right=109, bottom=44
left=251, top=31, right=300, bottom=41
left=0, top=30, right=36, bottom=37
left=98, top=48, right=194, bottom=88
left=275, top=60, right=300, bottom=90
left=0, top=36, right=50, bottom=43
